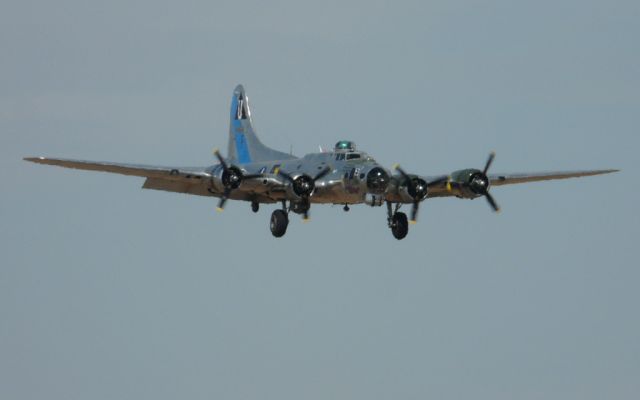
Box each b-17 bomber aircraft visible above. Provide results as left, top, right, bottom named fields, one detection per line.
left=25, top=85, right=618, bottom=240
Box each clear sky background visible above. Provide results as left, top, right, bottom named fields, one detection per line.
left=1, top=1, right=638, bottom=399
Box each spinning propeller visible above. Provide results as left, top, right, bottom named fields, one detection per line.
left=213, top=149, right=262, bottom=211
left=393, top=164, right=449, bottom=223
left=277, top=166, right=332, bottom=220
left=468, top=152, right=500, bottom=213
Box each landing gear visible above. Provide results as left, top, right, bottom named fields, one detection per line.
left=270, top=209, right=289, bottom=238
left=391, top=212, right=409, bottom=240
left=343, top=204, right=350, bottom=212
left=387, top=202, right=409, bottom=240
left=251, top=201, right=259, bottom=213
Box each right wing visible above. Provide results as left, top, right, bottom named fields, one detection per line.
left=24, top=157, right=218, bottom=197
left=488, top=170, right=619, bottom=186
left=424, top=169, right=618, bottom=198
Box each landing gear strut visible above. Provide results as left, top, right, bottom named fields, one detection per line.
left=387, top=202, right=409, bottom=240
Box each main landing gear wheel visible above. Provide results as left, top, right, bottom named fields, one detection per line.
left=390, top=212, right=409, bottom=240
left=251, top=201, right=259, bottom=213
left=270, top=209, right=289, bottom=238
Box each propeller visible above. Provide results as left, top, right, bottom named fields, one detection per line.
left=393, top=164, right=450, bottom=223
left=213, top=149, right=263, bottom=211
left=277, top=166, right=332, bottom=220
left=469, top=152, right=500, bottom=212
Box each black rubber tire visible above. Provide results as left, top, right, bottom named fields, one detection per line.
left=391, top=212, right=409, bottom=240
left=270, top=209, right=289, bottom=238
left=251, top=202, right=259, bottom=213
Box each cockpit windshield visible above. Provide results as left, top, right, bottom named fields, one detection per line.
left=334, top=151, right=376, bottom=162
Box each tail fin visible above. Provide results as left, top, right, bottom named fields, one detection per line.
left=226, top=85, right=295, bottom=164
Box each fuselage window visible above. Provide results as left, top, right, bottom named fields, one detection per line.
left=346, top=153, right=361, bottom=160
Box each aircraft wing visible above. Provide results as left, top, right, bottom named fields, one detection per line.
left=488, top=169, right=619, bottom=186
left=24, top=156, right=217, bottom=196
left=425, top=169, right=618, bottom=197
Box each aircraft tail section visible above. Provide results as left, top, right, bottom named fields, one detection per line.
left=227, top=85, right=295, bottom=164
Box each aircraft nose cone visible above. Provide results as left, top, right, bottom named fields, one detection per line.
left=366, top=167, right=390, bottom=194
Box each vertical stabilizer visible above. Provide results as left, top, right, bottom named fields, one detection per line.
left=227, top=85, right=296, bottom=164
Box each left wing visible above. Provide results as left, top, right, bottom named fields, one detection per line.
left=24, top=157, right=217, bottom=196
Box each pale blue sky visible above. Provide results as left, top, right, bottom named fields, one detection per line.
left=1, top=1, right=638, bottom=399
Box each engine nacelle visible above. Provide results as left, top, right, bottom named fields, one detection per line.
left=209, top=164, right=244, bottom=192
left=397, top=176, right=429, bottom=202
left=365, top=167, right=390, bottom=195
left=449, top=168, right=490, bottom=198
left=276, top=173, right=315, bottom=200
left=346, top=166, right=390, bottom=196
left=208, top=164, right=225, bottom=192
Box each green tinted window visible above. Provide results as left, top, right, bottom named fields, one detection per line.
left=335, top=141, right=355, bottom=151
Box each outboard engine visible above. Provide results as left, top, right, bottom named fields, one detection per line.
left=209, top=163, right=243, bottom=192
left=448, top=152, right=500, bottom=212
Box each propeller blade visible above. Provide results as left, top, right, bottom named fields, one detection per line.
left=213, top=149, right=229, bottom=173
left=427, top=175, right=450, bottom=187
left=277, top=170, right=294, bottom=183
left=216, top=188, right=231, bottom=211
left=484, top=192, right=500, bottom=213
left=483, top=152, right=496, bottom=175
left=216, top=197, right=227, bottom=211
left=303, top=209, right=310, bottom=221
left=410, top=201, right=419, bottom=224
left=393, top=164, right=410, bottom=183
left=313, top=166, right=332, bottom=182
left=393, top=164, right=416, bottom=194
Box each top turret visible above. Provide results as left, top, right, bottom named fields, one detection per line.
left=334, top=140, right=356, bottom=152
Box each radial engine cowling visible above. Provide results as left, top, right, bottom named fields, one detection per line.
left=468, top=171, right=490, bottom=195
left=397, top=176, right=429, bottom=202
left=290, top=174, right=315, bottom=197
left=448, top=151, right=500, bottom=212
left=209, top=164, right=244, bottom=192
left=365, top=167, right=390, bottom=194
left=449, top=168, right=489, bottom=198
